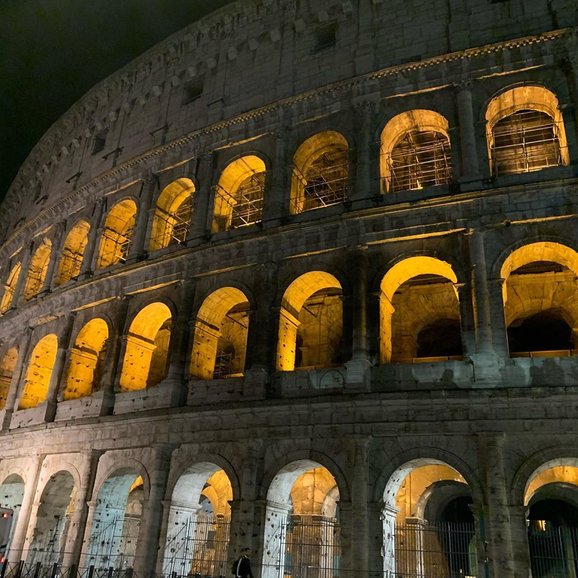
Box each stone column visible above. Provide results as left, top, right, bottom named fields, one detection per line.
left=80, top=198, right=105, bottom=278
left=352, top=101, right=374, bottom=204
left=1, top=326, right=33, bottom=429
left=455, top=82, right=481, bottom=182
left=61, top=450, right=102, bottom=568
left=127, top=179, right=153, bottom=262
left=188, top=153, right=215, bottom=244
left=508, top=504, right=532, bottom=578
left=263, top=129, right=289, bottom=224
left=380, top=504, right=399, bottom=577
left=133, top=444, right=174, bottom=577
left=478, top=433, right=515, bottom=578
left=8, top=454, right=43, bottom=563
left=455, top=281, right=477, bottom=357
left=13, top=242, right=33, bottom=307
left=346, top=248, right=372, bottom=389
left=44, top=223, right=65, bottom=292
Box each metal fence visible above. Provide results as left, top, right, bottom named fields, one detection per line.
left=528, top=522, right=578, bottom=578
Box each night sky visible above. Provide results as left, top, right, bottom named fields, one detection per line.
left=0, top=0, right=234, bottom=201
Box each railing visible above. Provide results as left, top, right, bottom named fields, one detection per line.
left=528, top=522, right=578, bottom=578
left=291, top=161, right=349, bottom=214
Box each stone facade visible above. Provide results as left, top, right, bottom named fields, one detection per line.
left=0, top=1, right=577, bottom=577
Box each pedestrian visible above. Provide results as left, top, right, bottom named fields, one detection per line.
left=232, top=547, right=254, bottom=578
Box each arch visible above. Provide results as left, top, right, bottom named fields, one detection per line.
left=28, top=470, right=75, bottom=565
left=380, top=110, right=452, bottom=193
left=0, top=263, right=21, bottom=314
left=379, top=257, right=459, bottom=363
left=55, top=220, right=90, bottom=286
left=0, top=474, right=25, bottom=556
left=62, top=318, right=109, bottom=400
left=486, top=85, right=569, bottom=176
left=212, top=155, right=266, bottom=232
left=96, top=198, right=137, bottom=269
left=290, top=131, right=349, bottom=214
left=190, top=287, right=250, bottom=380
left=24, top=239, right=52, bottom=300
left=19, top=334, right=58, bottom=410
left=149, top=178, right=195, bottom=250
left=119, top=302, right=172, bottom=391
left=500, top=242, right=578, bottom=280
left=162, top=461, right=234, bottom=577
left=277, top=272, right=343, bottom=371
left=0, top=347, right=18, bottom=409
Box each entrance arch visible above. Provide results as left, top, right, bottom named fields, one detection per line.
left=0, top=474, right=25, bottom=559
left=262, top=460, right=341, bottom=578
left=162, top=462, right=233, bottom=578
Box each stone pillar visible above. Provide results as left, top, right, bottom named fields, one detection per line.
left=455, top=82, right=481, bottom=182
left=1, top=326, right=33, bottom=429
left=455, top=281, right=477, bottom=357
left=133, top=444, right=174, bottom=577
left=340, top=438, right=370, bottom=578
left=346, top=248, right=372, bottom=389
left=44, top=223, right=65, bottom=292
left=263, top=129, right=289, bottom=224
left=80, top=198, right=105, bottom=278
left=188, top=153, right=215, bottom=244
left=478, top=433, right=515, bottom=578
left=127, top=179, right=153, bottom=262
left=258, top=500, right=290, bottom=578
left=61, top=450, right=101, bottom=568
left=13, top=242, right=33, bottom=307
left=8, top=454, right=43, bottom=563
left=352, top=101, right=373, bottom=204
left=508, top=504, right=532, bottom=578
left=380, top=504, right=399, bottom=577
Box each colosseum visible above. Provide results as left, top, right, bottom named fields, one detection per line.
left=0, top=1, right=577, bottom=577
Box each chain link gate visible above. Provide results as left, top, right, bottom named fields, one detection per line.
left=528, top=522, right=578, bottom=578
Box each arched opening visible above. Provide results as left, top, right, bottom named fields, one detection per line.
left=120, top=303, right=172, bottom=391
left=162, top=463, right=232, bottom=578
left=262, top=461, right=340, bottom=578
left=149, top=178, right=195, bottom=250
left=486, top=86, right=569, bottom=176
left=290, top=131, right=349, bottom=214
left=19, top=335, right=58, bottom=410
left=525, top=460, right=578, bottom=577
left=85, top=469, right=143, bottom=570
left=212, top=156, right=266, bottom=232
left=501, top=243, right=578, bottom=357
left=55, top=220, right=90, bottom=286
left=28, top=471, right=75, bottom=565
left=380, top=257, right=462, bottom=363
left=382, top=460, right=476, bottom=578
left=277, top=272, right=343, bottom=371
left=62, top=318, right=109, bottom=400
left=380, top=110, right=452, bottom=193
left=0, top=474, right=25, bottom=558
left=96, top=199, right=137, bottom=270
left=190, top=288, right=250, bottom=380
left=0, top=263, right=21, bottom=314
left=0, top=347, right=18, bottom=409
left=24, top=240, right=52, bottom=300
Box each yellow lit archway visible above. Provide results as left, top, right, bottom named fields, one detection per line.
left=62, top=318, right=109, bottom=400
left=24, top=240, right=52, bottom=300
left=120, top=303, right=172, bottom=391
left=190, top=287, right=250, bottom=380
left=0, top=347, right=18, bottom=409
left=290, top=131, right=349, bottom=214
left=19, top=334, right=58, bottom=409
left=380, top=110, right=452, bottom=193
left=96, top=199, right=137, bottom=269
left=212, top=156, right=266, bottom=232
left=0, top=263, right=21, bottom=314
left=277, top=272, right=343, bottom=371
left=55, top=220, right=90, bottom=286
left=149, top=178, right=195, bottom=250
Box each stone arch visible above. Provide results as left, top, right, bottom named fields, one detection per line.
left=19, top=334, right=58, bottom=410
left=290, top=130, right=349, bottom=214
left=485, top=84, right=569, bottom=176
left=162, top=461, right=235, bottom=577
left=380, top=109, right=452, bottom=193
left=190, top=287, right=250, bottom=380
left=24, top=239, right=52, bottom=300
left=277, top=271, right=344, bottom=371
left=261, top=457, right=344, bottom=578
left=498, top=242, right=578, bottom=356
left=96, top=198, right=138, bottom=269
left=62, top=317, right=110, bottom=400
left=0, top=263, right=21, bottom=314
left=149, top=178, right=195, bottom=250
left=212, top=155, right=267, bottom=232
left=379, top=256, right=460, bottom=363
left=0, top=474, right=25, bottom=556
left=28, top=470, right=76, bottom=565
left=55, top=219, right=91, bottom=286
left=0, top=347, right=18, bottom=409
left=119, top=302, right=173, bottom=391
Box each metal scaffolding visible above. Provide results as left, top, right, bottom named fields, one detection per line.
left=213, top=172, right=265, bottom=231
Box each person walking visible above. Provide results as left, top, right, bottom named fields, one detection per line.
left=233, top=548, right=254, bottom=578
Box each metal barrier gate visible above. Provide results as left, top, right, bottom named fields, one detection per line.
left=528, top=522, right=578, bottom=578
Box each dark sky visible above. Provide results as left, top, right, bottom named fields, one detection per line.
left=0, top=0, right=234, bottom=200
